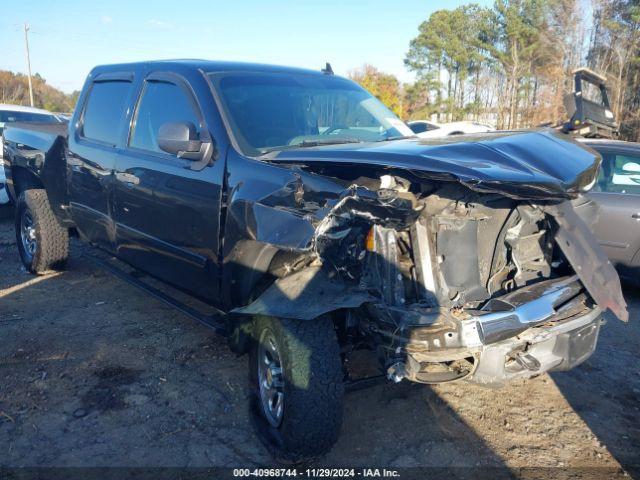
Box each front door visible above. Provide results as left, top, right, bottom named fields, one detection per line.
left=113, top=72, right=224, bottom=303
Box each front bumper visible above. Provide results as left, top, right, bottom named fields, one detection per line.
left=468, top=306, right=601, bottom=387
left=366, top=275, right=603, bottom=387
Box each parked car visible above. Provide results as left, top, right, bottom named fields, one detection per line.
left=408, top=119, right=495, bottom=138
left=578, top=139, right=640, bottom=285
left=0, top=104, right=63, bottom=205
left=0, top=167, right=8, bottom=205
left=2, top=60, right=627, bottom=463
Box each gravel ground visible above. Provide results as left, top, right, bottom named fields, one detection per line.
left=0, top=206, right=639, bottom=477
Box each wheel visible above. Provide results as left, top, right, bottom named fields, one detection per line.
left=249, top=315, right=345, bottom=464
left=15, top=189, right=69, bottom=274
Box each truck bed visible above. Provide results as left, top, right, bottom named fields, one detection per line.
left=2, top=121, right=70, bottom=212
left=3, top=121, right=68, bottom=148
left=7, top=121, right=69, bottom=135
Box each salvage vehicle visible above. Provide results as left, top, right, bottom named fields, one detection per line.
left=2, top=60, right=629, bottom=463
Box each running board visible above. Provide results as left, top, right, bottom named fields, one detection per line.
left=83, top=252, right=227, bottom=335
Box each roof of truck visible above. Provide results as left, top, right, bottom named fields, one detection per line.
left=91, top=59, right=328, bottom=77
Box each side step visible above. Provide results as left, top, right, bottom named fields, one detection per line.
left=83, top=252, right=227, bottom=336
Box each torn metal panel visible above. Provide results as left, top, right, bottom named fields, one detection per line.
left=231, top=266, right=375, bottom=320
left=409, top=219, right=438, bottom=306
left=267, top=129, right=601, bottom=201
left=544, top=201, right=629, bottom=321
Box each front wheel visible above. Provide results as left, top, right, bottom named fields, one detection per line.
left=249, top=315, right=345, bottom=464
left=15, top=189, right=69, bottom=274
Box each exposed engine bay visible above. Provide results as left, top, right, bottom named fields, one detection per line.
left=232, top=167, right=627, bottom=387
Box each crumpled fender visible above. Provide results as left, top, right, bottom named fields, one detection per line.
left=230, top=265, right=375, bottom=320
left=544, top=201, right=628, bottom=322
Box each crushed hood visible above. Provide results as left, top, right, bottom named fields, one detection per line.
left=267, top=129, right=600, bottom=200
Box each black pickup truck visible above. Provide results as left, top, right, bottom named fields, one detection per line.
left=2, top=60, right=629, bottom=463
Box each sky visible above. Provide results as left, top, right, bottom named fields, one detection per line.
left=0, top=0, right=493, bottom=94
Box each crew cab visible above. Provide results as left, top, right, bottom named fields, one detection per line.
left=2, top=60, right=629, bottom=463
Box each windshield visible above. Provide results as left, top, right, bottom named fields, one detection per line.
left=210, top=72, right=414, bottom=156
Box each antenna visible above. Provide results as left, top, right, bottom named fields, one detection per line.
left=322, top=62, right=334, bottom=75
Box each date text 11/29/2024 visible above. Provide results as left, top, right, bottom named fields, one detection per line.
left=233, top=468, right=400, bottom=477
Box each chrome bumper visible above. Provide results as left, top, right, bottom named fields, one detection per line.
left=467, top=306, right=601, bottom=386
left=458, top=275, right=603, bottom=386
left=459, top=275, right=591, bottom=348
left=380, top=276, right=603, bottom=386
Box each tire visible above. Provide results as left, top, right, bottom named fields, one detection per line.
left=249, top=315, right=345, bottom=464
left=15, top=189, right=69, bottom=274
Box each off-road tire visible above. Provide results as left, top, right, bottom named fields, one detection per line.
left=249, top=315, right=345, bottom=464
left=15, top=189, right=69, bottom=274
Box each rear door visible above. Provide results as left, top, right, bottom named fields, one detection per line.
left=588, top=146, right=640, bottom=276
left=113, top=70, right=224, bottom=302
left=67, top=73, right=135, bottom=249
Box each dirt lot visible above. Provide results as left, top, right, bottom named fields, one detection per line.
left=0, top=206, right=639, bottom=477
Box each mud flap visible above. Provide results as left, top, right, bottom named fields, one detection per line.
left=544, top=201, right=628, bottom=321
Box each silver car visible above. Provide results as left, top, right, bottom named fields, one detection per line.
left=582, top=139, right=640, bottom=284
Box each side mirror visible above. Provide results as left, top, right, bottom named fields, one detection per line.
left=157, top=122, right=202, bottom=157
left=622, top=162, right=640, bottom=173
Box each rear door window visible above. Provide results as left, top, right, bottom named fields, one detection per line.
left=129, top=80, right=200, bottom=154
left=81, top=80, right=132, bottom=146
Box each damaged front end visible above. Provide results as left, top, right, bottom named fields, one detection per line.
left=231, top=130, right=628, bottom=388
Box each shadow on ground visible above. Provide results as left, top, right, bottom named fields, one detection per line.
left=0, top=216, right=637, bottom=477
left=551, top=284, right=640, bottom=477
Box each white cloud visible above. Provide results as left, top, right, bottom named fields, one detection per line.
left=101, top=15, right=113, bottom=25
left=148, top=19, right=174, bottom=29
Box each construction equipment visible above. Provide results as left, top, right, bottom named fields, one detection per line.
left=563, top=67, right=618, bottom=139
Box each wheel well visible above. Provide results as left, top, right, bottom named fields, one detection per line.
left=11, top=166, right=44, bottom=198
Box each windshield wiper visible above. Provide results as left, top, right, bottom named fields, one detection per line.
left=259, top=138, right=364, bottom=155
left=380, top=135, right=417, bottom=142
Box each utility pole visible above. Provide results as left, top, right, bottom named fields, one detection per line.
left=23, top=23, right=34, bottom=107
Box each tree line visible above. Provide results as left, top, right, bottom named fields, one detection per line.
left=2, top=1, right=638, bottom=139
left=0, top=70, right=77, bottom=113
left=350, top=0, right=640, bottom=140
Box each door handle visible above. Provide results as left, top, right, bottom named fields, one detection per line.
left=116, top=172, right=140, bottom=186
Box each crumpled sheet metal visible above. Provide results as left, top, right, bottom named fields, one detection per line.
left=269, top=129, right=601, bottom=201
left=544, top=201, right=628, bottom=322
left=231, top=266, right=375, bottom=320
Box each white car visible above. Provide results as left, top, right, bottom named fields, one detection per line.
left=0, top=104, right=63, bottom=204
left=408, top=120, right=495, bottom=138
left=0, top=166, right=8, bottom=205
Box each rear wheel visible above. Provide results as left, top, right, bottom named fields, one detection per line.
left=15, top=189, right=69, bottom=274
left=249, top=315, right=344, bottom=464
